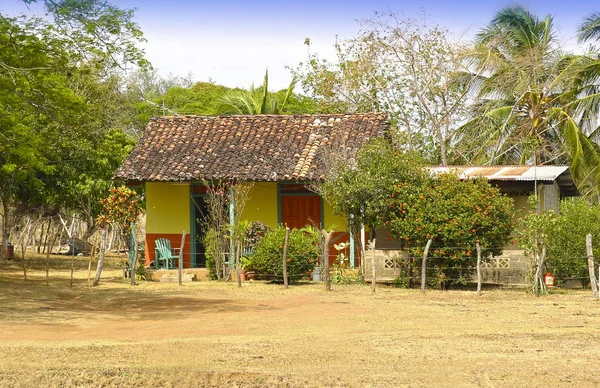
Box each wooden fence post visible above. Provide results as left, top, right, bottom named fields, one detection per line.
left=586, top=234, right=598, bottom=297
left=321, top=230, right=333, bottom=291
left=282, top=227, right=290, bottom=288
left=179, top=231, right=186, bottom=286
left=371, top=238, right=377, bottom=294
left=421, top=239, right=433, bottom=293
left=476, top=242, right=482, bottom=296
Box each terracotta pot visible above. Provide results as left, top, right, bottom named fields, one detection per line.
left=239, top=271, right=247, bottom=281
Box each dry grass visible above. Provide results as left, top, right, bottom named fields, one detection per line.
left=1, top=254, right=600, bottom=387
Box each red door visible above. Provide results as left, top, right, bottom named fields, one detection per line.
left=281, top=195, right=321, bottom=229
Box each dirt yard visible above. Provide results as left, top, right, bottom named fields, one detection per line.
left=0, top=255, right=599, bottom=387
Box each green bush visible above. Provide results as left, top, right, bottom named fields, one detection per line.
left=546, top=198, right=600, bottom=283
left=250, top=226, right=320, bottom=281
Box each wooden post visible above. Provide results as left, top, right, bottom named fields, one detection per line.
left=129, top=222, right=136, bottom=286
left=321, top=230, right=333, bottom=291
left=586, top=234, right=598, bottom=297
left=179, top=231, right=186, bottom=286
left=93, top=229, right=107, bottom=287
left=236, top=241, right=242, bottom=288
left=421, top=239, right=433, bottom=293
left=371, top=238, right=377, bottom=293
left=534, top=244, right=546, bottom=297
left=282, top=227, right=290, bottom=288
left=476, top=242, right=482, bottom=296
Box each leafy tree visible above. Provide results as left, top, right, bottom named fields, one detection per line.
left=294, top=12, right=474, bottom=164
left=216, top=70, right=297, bottom=115
left=1, top=1, right=147, bottom=257
left=459, top=6, right=600, bottom=188
left=387, top=174, right=515, bottom=288
left=321, top=138, right=427, bottom=232
left=545, top=198, right=600, bottom=284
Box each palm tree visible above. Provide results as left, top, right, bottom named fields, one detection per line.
left=458, top=6, right=600, bottom=187
left=579, top=13, right=600, bottom=43
left=217, top=69, right=297, bottom=115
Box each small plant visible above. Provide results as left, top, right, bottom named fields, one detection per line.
left=331, top=242, right=353, bottom=284
left=250, top=225, right=320, bottom=282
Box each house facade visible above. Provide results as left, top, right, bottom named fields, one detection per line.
left=114, top=113, right=388, bottom=268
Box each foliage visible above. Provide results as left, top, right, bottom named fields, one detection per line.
left=216, top=70, right=298, bottom=115
left=294, top=12, right=474, bottom=164
left=331, top=242, right=352, bottom=284
left=516, top=196, right=558, bottom=290
left=97, top=187, right=142, bottom=232
left=250, top=226, right=320, bottom=281
left=244, top=221, right=270, bottom=251
left=545, top=198, right=600, bottom=282
left=459, top=6, right=600, bottom=190
left=322, top=138, right=427, bottom=232
left=387, top=174, right=515, bottom=288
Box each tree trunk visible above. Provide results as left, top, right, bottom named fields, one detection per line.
left=586, top=234, right=598, bottom=297
left=42, top=218, right=52, bottom=254
left=1, top=197, right=11, bottom=261
left=87, top=241, right=96, bottom=287
left=421, top=239, right=433, bottom=293
left=93, top=229, right=107, bottom=286
left=282, top=227, right=290, bottom=289
left=476, top=243, right=482, bottom=296
left=21, top=221, right=32, bottom=282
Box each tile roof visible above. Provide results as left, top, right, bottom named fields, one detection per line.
left=114, top=113, right=388, bottom=182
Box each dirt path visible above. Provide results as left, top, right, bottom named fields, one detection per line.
left=1, top=272, right=600, bottom=387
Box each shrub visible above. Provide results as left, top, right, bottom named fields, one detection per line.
left=546, top=198, right=600, bottom=283
left=387, top=174, right=515, bottom=288
left=250, top=226, right=320, bottom=281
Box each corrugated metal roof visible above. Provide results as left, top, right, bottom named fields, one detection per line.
left=429, top=165, right=570, bottom=181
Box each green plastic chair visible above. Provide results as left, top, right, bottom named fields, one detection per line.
left=154, top=238, right=180, bottom=269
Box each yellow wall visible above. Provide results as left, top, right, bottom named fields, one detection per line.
left=241, top=182, right=278, bottom=228
left=146, top=182, right=190, bottom=234
left=324, top=201, right=348, bottom=232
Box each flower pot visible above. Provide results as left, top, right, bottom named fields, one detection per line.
left=239, top=271, right=247, bottom=281
left=246, top=271, right=256, bottom=281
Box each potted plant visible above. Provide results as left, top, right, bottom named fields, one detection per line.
left=240, top=256, right=254, bottom=281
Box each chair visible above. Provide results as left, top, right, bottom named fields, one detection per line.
left=154, top=238, right=180, bottom=269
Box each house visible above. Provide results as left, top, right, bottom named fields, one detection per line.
left=370, top=165, right=579, bottom=284
left=113, top=113, right=389, bottom=272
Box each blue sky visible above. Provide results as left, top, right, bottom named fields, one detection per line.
left=2, top=0, right=598, bottom=90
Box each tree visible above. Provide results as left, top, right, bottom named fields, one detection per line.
left=216, top=70, right=297, bottom=115
left=459, top=6, right=600, bottom=188
left=387, top=174, right=515, bottom=288
left=295, top=12, right=474, bottom=164
left=545, top=198, right=600, bottom=284
left=1, top=1, right=148, bottom=258
left=579, top=13, right=600, bottom=43
left=322, top=138, right=427, bottom=233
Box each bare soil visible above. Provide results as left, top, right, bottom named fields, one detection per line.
left=1, top=254, right=599, bottom=387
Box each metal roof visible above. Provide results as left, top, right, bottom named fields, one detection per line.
left=428, top=165, right=571, bottom=181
